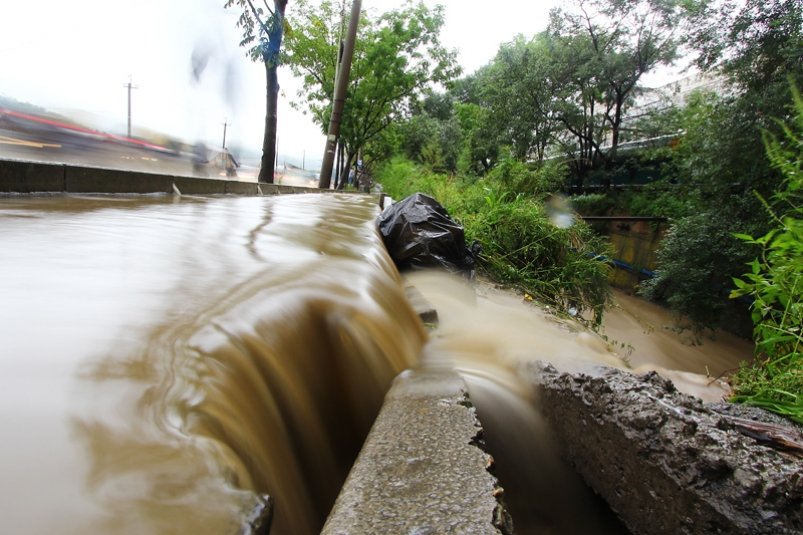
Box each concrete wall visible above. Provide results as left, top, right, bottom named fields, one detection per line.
left=606, top=219, right=665, bottom=289
left=323, top=370, right=513, bottom=535
left=0, top=159, right=329, bottom=195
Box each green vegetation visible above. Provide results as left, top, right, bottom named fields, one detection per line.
left=283, top=0, right=459, bottom=180
left=729, top=87, right=803, bottom=423
left=378, top=158, right=612, bottom=326
left=280, top=0, right=802, bottom=417
left=639, top=0, right=802, bottom=336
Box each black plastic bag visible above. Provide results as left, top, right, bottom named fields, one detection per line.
left=378, top=192, right=477, bottom=276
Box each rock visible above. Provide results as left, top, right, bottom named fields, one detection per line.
left=520, top=362, right=803, bottom=535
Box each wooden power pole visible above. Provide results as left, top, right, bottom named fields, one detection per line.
left=318, top=0, right=361, bottom=189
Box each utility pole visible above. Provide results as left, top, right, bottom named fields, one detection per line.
left=318, top=0, right=361, bottom=189
left=222, top=118, right=230, bottom=149
left=123, top=76, right=138, bottom=138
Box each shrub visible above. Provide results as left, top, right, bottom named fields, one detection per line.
left=377, top=158, right=612, bottom=324
left=640, top=207, right=756, bottom=335
left=469, top=194, right=611, bottom=323
left=729, top=86, right=803, bottom=423
left=486, top=156, right=567, bottom=198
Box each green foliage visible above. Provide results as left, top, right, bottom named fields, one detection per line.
left=283, top=0, right=459, bottom=171
left=478, top=34, right=558, bottom=162
left=570, top=186, right=695, bottom=220
left=386, top=0, right=689, bottom=187
left=625, top=187, right=692, bottom=221
left=377, top=158, right=611, bottom=324
left=469, top=194, right=611, bottom=325
left=486, top=156, right=567, bottom=198
left=679, top=0, right=802, bottom=199
left=375, top=157, right=419, bottom=200
left=686, top=0, right=802, bottom=100
left=454, top=102, right=498, bottom=175
left=729, top=85, right=803, bottom=423
left=570, top=193, right=616, bottom=217
left=641, top=209, right=757, bottom=333
left=638, top=0, right=802, bottom=332
left=224, top=0, right=288, bottom=63
left=396, top=93, right=462, bottom=173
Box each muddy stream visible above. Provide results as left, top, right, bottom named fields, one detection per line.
left=0, top=193, right=752, bottom=534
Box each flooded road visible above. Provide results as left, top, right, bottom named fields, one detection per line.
left=0, top=193, right=424, bottom=534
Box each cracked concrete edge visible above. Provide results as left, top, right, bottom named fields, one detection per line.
left=239, top=494, right=273, bottom=535
left=519, top=361, right=803, bottom=535
left=322, top=369, right=513, bottom=535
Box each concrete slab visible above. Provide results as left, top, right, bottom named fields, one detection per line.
left=322, top=370, right=512, bottom=535
left=521, top=362, right=803, bottom=535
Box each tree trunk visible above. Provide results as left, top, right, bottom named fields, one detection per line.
left=258, top=0, right=288, bottom=184
left=260, top=62, right=279, bottom=183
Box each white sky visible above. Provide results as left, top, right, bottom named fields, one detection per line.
left=0, top=0, right=678, bottom=164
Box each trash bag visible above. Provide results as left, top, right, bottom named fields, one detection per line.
left=378, top=192, right=477, bottom=276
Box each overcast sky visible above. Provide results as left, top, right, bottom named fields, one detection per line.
left=0, top=0, right=676, bottom=164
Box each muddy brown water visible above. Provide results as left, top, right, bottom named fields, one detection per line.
left=0, top=193, right=753, bottom=534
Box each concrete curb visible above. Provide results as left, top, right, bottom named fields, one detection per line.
left=521, top=362, right=803, bottom=535
left=322, top=370, right=513, bottom=535
left=0, top=158, right=330, bottom=195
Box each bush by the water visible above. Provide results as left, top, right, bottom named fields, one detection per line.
left=729, top=87, right=803, bottom=424
left=378, top=157, right=611, bottom=324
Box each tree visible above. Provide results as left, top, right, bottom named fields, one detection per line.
left=392, top=92, right=462, bottom=173
left=686, top=0, right=802, bottom=100
left=225, top=0, right=289, bottom=183
left=682, top=0, right=802, bottom=196
left=446, top=72, right=502, bottom=175
left=641, top=0, right=802, bottom=332
left=283, top=0, right=459, bottom=180
left=451, top=102, right=498, bottom=175
left=546, top=0, right=682, bottom=186
left=479, top=34, right=559, bottom=163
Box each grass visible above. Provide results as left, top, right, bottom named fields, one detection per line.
left=377, top=157, right=612, bottom=325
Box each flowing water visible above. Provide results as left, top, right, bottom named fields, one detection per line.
left=0, top=193, right=425, bottom=534
left=406, top=272, right=753, bottom=533
left=0, top=192, right=752, bottom=534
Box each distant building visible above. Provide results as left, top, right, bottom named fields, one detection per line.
left=629, top=71, right=729, bottom=121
